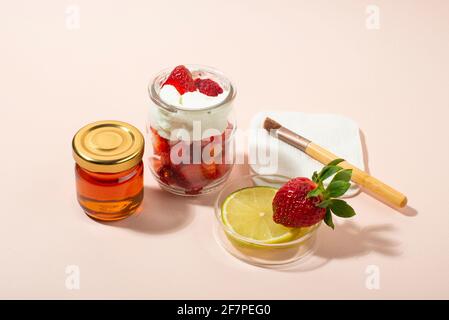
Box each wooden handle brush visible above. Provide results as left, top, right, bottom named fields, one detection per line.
left=263, top=117, right=407, bottom=208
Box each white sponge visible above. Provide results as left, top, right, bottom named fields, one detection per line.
left=249, top=112, right=365, bottom=197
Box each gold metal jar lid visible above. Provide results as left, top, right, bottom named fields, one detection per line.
left=72, top=120, right=144, bottom=173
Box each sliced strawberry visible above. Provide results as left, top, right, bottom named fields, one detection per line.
left=176, top=162, right=220, bottom=194
left=150, top=127, right=170, bottom=155
left=215, top=163, right=231, bottom=179
left=160, top=152, right=171, bottom=167
left=150, top=157, right=163, bottom=173
left=157, top=165, right=177, bottom=185
left=194, top=78, right=223, bottom=96
left=163, top=65, right=196, bottom=94
left=199, top=137, right=221, bottom=180
left=201, top=162, right=218, bottom=180
left=174, top=164, right=205, bottom=189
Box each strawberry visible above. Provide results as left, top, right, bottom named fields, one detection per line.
left=194, top=78, right=223, bottom=96
left=163, top=65, right=196, bottom=94
left=272, top=159, right=357, bottom=229
left=157, top=165, right=177, bottom=185
left=215, top=163, right=231, bottom=179
left=150, top=157, right=163, bottom=173
left=201, top=162, right=218, bottom=180
left=272, top=178, right=325, bottom=227
left=159, top=152, right=171, bottom=167
left=174, top=164, right=206, bottom=195
left=150, top=127, right=170, bottom=155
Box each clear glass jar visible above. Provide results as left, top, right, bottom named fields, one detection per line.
left=72, top=120, right=144, bottom=221
left=147, top=65, right=236, bottom=195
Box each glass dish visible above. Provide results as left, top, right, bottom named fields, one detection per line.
left=214, top=174, right=321, bottom=266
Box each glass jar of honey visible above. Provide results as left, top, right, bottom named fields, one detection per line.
left=72, top=120, right=144, bottom=221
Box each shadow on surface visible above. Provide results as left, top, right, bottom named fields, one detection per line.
left=280, top=221, right=401, bottom=272
left=396, top=205, right=418, bottom=217
left=105, top=186, right=194, bottom=234
left=315, top=221, right=401, bottom=259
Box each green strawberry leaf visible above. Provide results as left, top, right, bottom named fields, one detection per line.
left=327, top=158, right=345, bottom=167
left=329, top=199, right=356, bottom=218
left=327, top=180, right=351, bottom=198
left=324, top=208, right=334, bottom=229
left=330, top=169, right=352, bottom=184
left=312, top=171, right=319, bottom=183
left=307, top=187, right=322, bottom=198
left=318, top=199, right=333, bottom=208
left=318, top=165, right=343, bottom=182
left=308, top=159, right=356, bottom=229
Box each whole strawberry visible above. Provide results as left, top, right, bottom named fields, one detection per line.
left=272, top=177, right=325, bottom=227
left=272, top=159, right=356, bottom=229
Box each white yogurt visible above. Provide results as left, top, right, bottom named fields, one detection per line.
left=152, top=84, right=231, bottom=140
left=159, top=84, right=228, bottom=110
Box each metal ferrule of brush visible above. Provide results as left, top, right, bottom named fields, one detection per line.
left=275, top=127, right=311, bottom=152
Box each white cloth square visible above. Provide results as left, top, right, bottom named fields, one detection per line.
left=249, top=112, right=365, bottom=197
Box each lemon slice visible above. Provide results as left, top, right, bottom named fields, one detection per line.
left=221, top=186, right=306, bottom=244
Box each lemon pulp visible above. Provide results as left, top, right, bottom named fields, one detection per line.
left=221, top=186, right=309, bottom=244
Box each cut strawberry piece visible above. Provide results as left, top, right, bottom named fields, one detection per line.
left=163, top=65, right=196, bottom=94
left=152, top=122, right=234, bottom=195
left=160, top=152, right=171, bottom=167
left=150, top=157, right=163, bottom=173
left=194, top=78, right=223, bottom=96
left=201, top=162, right=218, bottom=180
left=157, top=165, right=177, bottom=185
left=174, top=164, right=205, bottom=189
left=150, top=127, right=170, bottom=155
left=216, top=163, right=231, bottom=179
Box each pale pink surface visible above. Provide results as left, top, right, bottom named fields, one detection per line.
left=0, top=0, right=448, bottom=299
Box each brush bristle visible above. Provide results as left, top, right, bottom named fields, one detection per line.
left=263, top=117, right=282, bottom=131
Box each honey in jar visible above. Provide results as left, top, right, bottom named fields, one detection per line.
left=72, top=120, right=144, bottom=221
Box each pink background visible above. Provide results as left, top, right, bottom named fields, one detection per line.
left=1, top=0, right=448, bottom=299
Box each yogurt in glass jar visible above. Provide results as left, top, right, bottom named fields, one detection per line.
left=147, top=65, right=236, bottom=195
